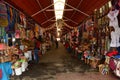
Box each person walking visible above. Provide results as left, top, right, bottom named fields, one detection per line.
left=34, top=37, right=40, bottom=63
left=55, top=39, right=58, bottom=48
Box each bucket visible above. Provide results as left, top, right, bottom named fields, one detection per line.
left=15, top=67, right=22, bottom=76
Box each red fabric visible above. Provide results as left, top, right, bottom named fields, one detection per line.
left=65, top=43, right=69, bottom=48
left=106, top=51, right=118, bottom=57
left=0, top=69, right=2, bottom=78
left=109, top=58, right=116, bottom=70
left=36, top=41, right=40, bottom=48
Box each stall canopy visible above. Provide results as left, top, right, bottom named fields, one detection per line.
left=3, top=0, right=109, bottom=35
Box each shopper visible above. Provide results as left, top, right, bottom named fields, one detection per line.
left=55, top=39, right=58, bottom=48
left=34, top=37, right=40, bottom=63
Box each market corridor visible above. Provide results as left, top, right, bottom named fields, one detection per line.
left=12, top=43, right=118, bottom=80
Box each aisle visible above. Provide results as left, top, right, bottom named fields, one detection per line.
left=12, top=43, right=118, bottom=80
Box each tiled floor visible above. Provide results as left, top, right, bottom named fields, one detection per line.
left=11, top=43, right=119, bottom=80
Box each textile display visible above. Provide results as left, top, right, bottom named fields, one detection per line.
left=0, top=1, right=8, bottom=27
left=6, top=5, right=16, bottom=32
left=107, top=9, right=119, bottom=28
left=0, top=27, right=5, bottom=37
left=20, top=13, right=26, bottom=28
left=110, top=31, right=120, bottom=47
left=0, top=62, right=12, bottom=80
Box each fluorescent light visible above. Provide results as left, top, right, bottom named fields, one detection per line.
left=54, top=0, right=65, bottom=20
left=58, top=32, right=60, bottom=36
left=56, top=38, right=60, bottom=41
left=108, top=1, right=112, bottom=8
left=12, top=38, right=16, bottom=42
left=57, top=28, right=61, bottom=31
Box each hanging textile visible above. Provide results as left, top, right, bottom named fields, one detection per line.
left=0, top=27, right=6, bottom=38
left=0, top=1, right=8, bottom=27
left=110, top=31, right=120, bottom=47
left=20, top=13, right=26, bottom=28
left=107, top=9, right=119, bottom=28
left=35, top=24, right=40, bottom=32
left=6, top=4, right=17, bottom=33
left=20, top=28, right=25, bottom=39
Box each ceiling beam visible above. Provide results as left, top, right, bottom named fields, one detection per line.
left=63, top=22, right=74, bottom=29
left=50, top=20, right=68, bottom=22
left=70, top=0, right=83, bottom=19
left=63, top=16, right=78, bottom=24
left=36, top=0, right=48, bottom=20
left=65, top=3, right=90, bottom=17
left=46, top=9, right=73, bottom=11
left=41, top=16, right=55, bottom=25
left=57, top=1, right=89, bottom=17
left=31, top=3, right=54, bottom=17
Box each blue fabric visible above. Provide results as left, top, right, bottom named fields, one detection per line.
left=0, top=62, right=12, bottom=80
left=34, top=48, right=39, bottom=63
left=117, top=46, right=120, bottom=53
left=114, top=54, right=120, bottom=59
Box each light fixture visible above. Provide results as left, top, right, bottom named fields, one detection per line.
left=56, top=38, right=60, bottom=41
left=12, top=38, right=16, bottom=42
left=108, top=1, right=112, bottom=8
left=54, top=0, right=65, bottom=20
left=57, top=28, right=61, bottom=31
left=58, top=32, right=60, bottom=36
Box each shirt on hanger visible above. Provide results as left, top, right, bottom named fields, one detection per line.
left=107, top=9, right=119, bottom=28
left=110, top=31, right=120, bottom=47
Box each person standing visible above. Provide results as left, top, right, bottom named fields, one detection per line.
left=55, top=39, right=58, bottom=48
left=34, top=37, right=40, bottom=63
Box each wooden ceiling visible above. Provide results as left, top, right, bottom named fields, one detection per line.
left=4, top=0, right=109, bottom=34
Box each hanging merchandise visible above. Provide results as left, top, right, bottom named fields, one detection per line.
left=107, top=9, right=119, bottom=28
left=15, top=29, right=20, bottom=39
left=29, top=30, right=34, bottom=39
left=0, top=27, right=6, bottom=38
left=39, top=27, right=43, bottom=36
left=85, top=19, right=94, bottom=31
left=35, top=24, right=40, bottom=32
left=0, top=1, right=8, bottom=27
left=15, top=23, right=20, bottom=39
left=20, top=28, right=25, bottom=39
left=20, top=13, right=26, bottom=28
left=110, top=30, right=120, bottom=47
left=6, top=4, right=16, bottom=32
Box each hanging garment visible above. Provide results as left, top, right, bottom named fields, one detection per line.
left=0, top=1, right=8, bottom=27
left=6, top=4, right=19, bottom=33
left=107, top=9, right=119, bottom=28
left=15, top=30, right=20, bottom=39
left=0, top=27, right=5, bottom=37
left=115, top=27, right=120, bottom=37
left=110, top=31, right=120, bottom=47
